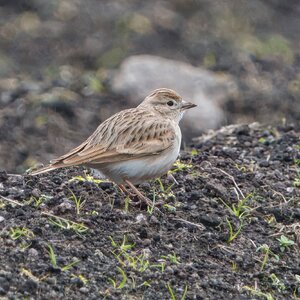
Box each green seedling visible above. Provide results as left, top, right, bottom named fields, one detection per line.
left=294, top=274, right=300, bottom=297
left=69, top=173, right=110, bottom=184
left=124, top=196, right=130, bottom=212
left=277, top=235, right=295, bottom=252
left=61, top=260, right=80, bottom=271
left=109, top=235, right=135, bottom=252
left=163, top=203, right=176, bottom=212
left=166, top=283, right=188, bottom=300
left=47, top=244, right=80, bottom=271
left=256, top=244, right=279, bottom=271
left=293, top=176, right=300, bottom=187
left=243, top=286, right=274, bottom=300
left=28, top=194, right=51, bottom=207
left=71, top=274, right=88, bottom=285
left=108, top=267, right=127, bottom=289
left=219, top=193, right=253, bottom=219
left=124, top=253, right=150, bottom=272
left=109, top=236, right=152, bottom=273
left=269, top=273, right=285, bottom=291
left=68, top=189, right=85, bottom=215
left=226, top=218, right=243, bottom=243
left=293, top=168, right=300, bottom=187
left=151, top=262, right=165, bottom=273
left=161, top=252, right=180, bottom=264
left=10, top=227, right=34, bottom=240
left=148, top=177, right=176, bottom=206
left=21, top=268, right=40, bottom=282
left=147, top=192, right=156, bottom=215
left=155, top=178, right=175, bottom=198
left=234, top=162, right=256, bottom=173
left=147, top=187, right=161, bottom=215
left=140, top=281, right=151, bottom=288
left=168, top=160, right=193, bottom=174
left=47, top=244, right=57, bottom=267
left=231, top=261, right=237, bottom=271
left=48, top=215, right=88, bottom=234
left=190, top=149, right=198, bottom=156
left=258, top=137, right=266, bottom=144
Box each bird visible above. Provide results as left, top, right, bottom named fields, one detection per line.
left=30, top=88, right=197, bottom=205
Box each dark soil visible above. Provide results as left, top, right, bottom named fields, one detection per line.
left=0, top=123, right=299, bottom=299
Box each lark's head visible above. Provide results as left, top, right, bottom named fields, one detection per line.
left=139, top=88, right=197, bottom=121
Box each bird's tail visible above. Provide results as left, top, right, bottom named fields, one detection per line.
left=29, top=164, right=61, bottom=176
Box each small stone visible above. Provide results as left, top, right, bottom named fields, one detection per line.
left=0, top=216, right=5, bottom=223
left=149, top=215, right=160, bottom=225
left=198, top=214, right=221, bottom=227
left=136, top=213, right=147, bottom=223
left=31, top=188, right=41, bottom=198
left=45, top=277, right=56, bottom=285
left=164, top=266, right=174, bottom=274
left=79, top=287, right=89, bottom=294
left=28, top=248, right=39, bottom=257
left=57, top=199, right=73, bottom=213
left=142, top=239, right=151, bottom=246
left=259, top=160, right=270, bottom=167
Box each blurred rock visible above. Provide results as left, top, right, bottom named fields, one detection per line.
left=112, top=55, right=238, bottom=138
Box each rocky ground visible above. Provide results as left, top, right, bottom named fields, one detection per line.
left=0, top=123, right=299, bottom=299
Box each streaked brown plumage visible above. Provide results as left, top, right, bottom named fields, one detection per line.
left=31, top=88, right=196, bottom=205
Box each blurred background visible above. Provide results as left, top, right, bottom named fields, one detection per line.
left=0, top=0, right=299, bottom=173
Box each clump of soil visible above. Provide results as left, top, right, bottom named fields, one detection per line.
left=0, top=123, right=299, bottom=299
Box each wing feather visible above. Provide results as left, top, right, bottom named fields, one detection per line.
left=43, top=108, right=176, bottom=169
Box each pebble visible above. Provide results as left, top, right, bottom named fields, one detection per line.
left=57, top=199, right=73, bottom=213
left=164, top=266, right=174, bottom=274
left=142, top=239, right=151, bottom=246
left=149, top=215, right=160, bottom=225
left=0, top=216, right=5, bottom=223
left=28, top=248, right=39, bottom=257
left=198, top=214, right=221, bottom=227
left=136, top=213, right=147, bottom=223
left=45, top=277, right=56, bottom=285
left=79, top=287, right=89, bottom=294
left=31, top=188, right=41, bottom=198
left=258, top=160, right=270, bottom=167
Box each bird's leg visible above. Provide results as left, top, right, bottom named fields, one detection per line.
left=124, top=180, right=161, bottom=207
left=118, top=184, right=136, bottom=198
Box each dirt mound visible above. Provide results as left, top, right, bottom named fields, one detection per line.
left=0, top=123, right=299, bottom=299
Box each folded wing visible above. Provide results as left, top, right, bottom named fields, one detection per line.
left=31, top=108, right=175, bottom=174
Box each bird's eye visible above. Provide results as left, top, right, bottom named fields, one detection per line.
left=167, top=101, right=174, bottom=107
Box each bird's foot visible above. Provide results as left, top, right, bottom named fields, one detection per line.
left=119, top=182, right=163, bottom=208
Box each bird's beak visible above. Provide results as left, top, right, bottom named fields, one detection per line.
left=181, top=101, right=197, bottom=111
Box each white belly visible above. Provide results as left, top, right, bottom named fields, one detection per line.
left=100, top=130, right=181, bottom=184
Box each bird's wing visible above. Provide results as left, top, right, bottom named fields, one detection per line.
left=49, top=108, right=176, bottom=167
